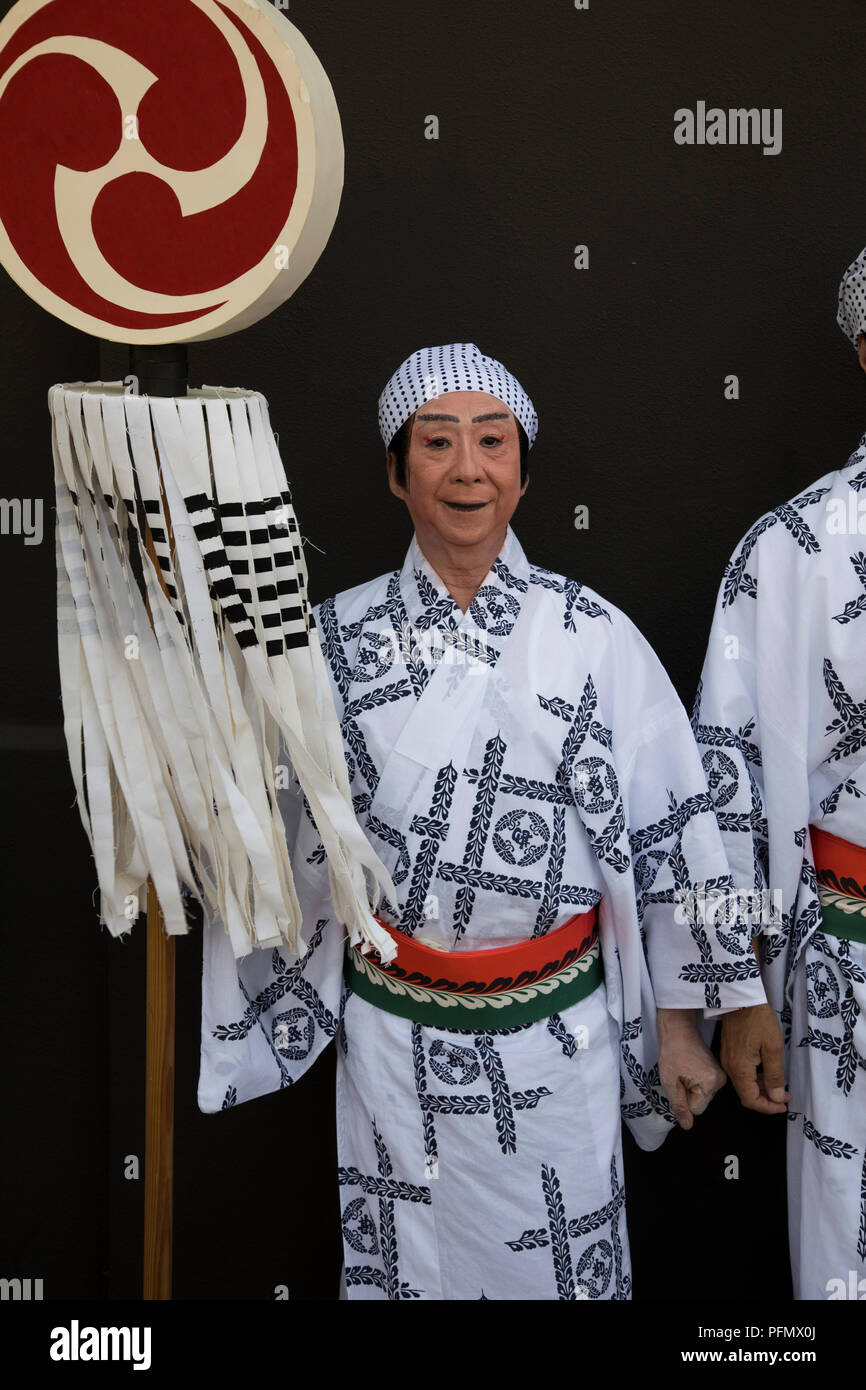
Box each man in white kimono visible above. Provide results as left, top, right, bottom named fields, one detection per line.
left=694, top=254, right=866, bottom=1300
left=200, top=342, right=767, bottom=1300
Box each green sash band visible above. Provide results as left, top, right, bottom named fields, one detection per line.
left=816, top=886, right=866, bottom=945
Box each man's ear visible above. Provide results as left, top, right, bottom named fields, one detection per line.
left=858, top=333, right=866, bottom=376
left=386, top=450, right=407, bottom=499
left=519, top=472, right=529, bottom=497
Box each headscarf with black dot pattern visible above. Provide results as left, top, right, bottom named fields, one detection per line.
left=378, top=342, right=538, bottom=451
left=837, top=247, right=866, bottom=347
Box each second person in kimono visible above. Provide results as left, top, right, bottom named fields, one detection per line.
left=694, top=253, right=866, bottom=1300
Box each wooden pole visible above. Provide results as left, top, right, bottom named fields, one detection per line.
left=132, top=344, right=188, bottom=1301
left=143, top=878, right=175, bottom=1299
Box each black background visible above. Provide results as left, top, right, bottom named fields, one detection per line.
left=3, top=0, right=866, bottom=1301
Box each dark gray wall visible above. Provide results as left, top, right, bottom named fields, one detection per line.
left=5, top=0, right=866, bottom=1300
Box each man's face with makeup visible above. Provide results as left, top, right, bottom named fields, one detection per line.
left=387, top=389, right=527, bottom=551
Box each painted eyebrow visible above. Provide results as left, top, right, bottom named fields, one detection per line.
left=415, top=411, right=511, bottom=424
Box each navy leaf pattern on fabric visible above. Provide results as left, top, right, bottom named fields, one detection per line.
left=338, top=1118, right=432, bottom=1301
left=822, top=660, right=866, bottom=763
left=831, top=552, right=866, bottom=626
left=505, top=1156, right=630, bottom=1299
left=529, top=566, right=612, bottom=627
left=721, top=487, right=829, bottom=608
left=542, top=1165, right=576, bottom=1299
left=802, top=1118, right=858, bottom=1160
left=513, top=1087, right=554, bottom=1110
left=546, top=1012, right=578, bottom=1057
left=477, top=1032, right=517, bottom=1155
left=537, top=692, right=575, bottom=722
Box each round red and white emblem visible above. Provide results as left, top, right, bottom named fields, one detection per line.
left=0, top=0, right=344, bottom=341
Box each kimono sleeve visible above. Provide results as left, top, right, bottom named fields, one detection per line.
left=197, top=600, right=357, bottom=1113
left=609, top=614, right=768, bottom=1012
left=691, top=533, right=812, bottom=1008
left=692, top=588, right=771, bottom=902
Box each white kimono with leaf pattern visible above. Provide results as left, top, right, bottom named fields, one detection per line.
left=200, top=524, right=765, bottom=1300
left=694, top=432, right=866, bottom=1300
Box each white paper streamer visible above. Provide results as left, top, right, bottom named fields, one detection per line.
left=51, top=381, right=398, bottom=962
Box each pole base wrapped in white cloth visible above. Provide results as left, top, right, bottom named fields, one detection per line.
left=51, top=381, right=397, bottom=962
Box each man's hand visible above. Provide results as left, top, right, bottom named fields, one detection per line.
left=656, top=1007, right=728, bottom=1130
left=720, top=1002, right=791, bottom=1115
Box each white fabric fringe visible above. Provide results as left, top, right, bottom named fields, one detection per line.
left=51, top=381, right=397, bottom=963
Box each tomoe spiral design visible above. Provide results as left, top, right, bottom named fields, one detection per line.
left=0, top=0, right=344, bottom=341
